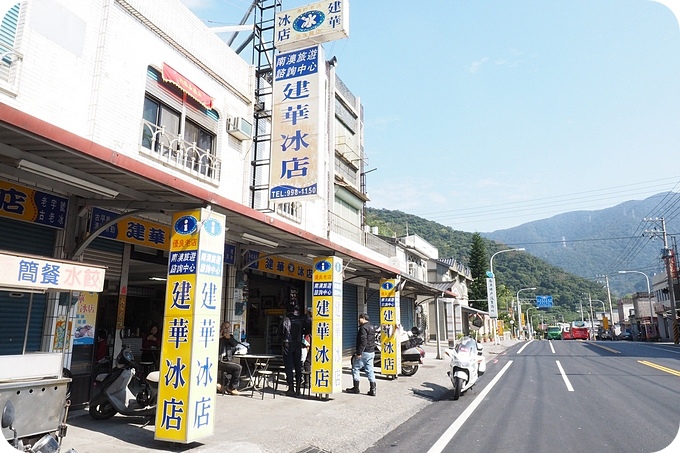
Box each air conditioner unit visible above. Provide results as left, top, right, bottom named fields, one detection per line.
left=227, top=117, right=253, bottom=140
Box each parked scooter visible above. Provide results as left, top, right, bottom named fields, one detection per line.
left=88, top=346, right=159, bottom=421
left=372, top=327, right=426, bottom=377
left=444, top=336, right=486, bottom=400
left=2, top=401, right=77, bottom=453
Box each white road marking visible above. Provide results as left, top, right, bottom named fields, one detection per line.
left=549, top=340, right=555, bottom=354
left=427, top=361, right=513, bottom=453
left=517, top=340, right=533, bottom=354
left=556, top=360, right=574, bottom=392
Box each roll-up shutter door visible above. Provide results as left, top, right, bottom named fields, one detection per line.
left=400, top=296, right=414, bottom=330
left=367, top=288, right=380, bottom=329
left=82, top=238, right=123, bottom=282
left=342, top=283, right=358, bottom=354
left=0, top=217, right=55, bottom=355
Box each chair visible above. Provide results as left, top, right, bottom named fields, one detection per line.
left=300, top=370, right=311, bottom=398
left=251, top=369, right=276, bottom=399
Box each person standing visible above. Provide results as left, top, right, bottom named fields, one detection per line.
left=217, top=322, right=242, bottom=395
left=345, top=313, right=377, bottom=396
left=282, top=308, right=305, bottom=397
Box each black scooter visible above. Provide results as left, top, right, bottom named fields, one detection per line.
left=88, top=346, right=159, bottom=422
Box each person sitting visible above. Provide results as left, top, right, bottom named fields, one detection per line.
left=141, top=323, right=161, bottom=364
left=95, top=329, right=109, bottom=362
left=217, top=322, right=243, bottom=395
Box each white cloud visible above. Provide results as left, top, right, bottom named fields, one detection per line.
left=468, top=57, right=489, bottom=73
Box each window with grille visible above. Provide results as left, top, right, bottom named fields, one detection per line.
left=140, top=66, right=220, bottom=181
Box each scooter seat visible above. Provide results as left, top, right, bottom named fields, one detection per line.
left=146, top=371, right=160, bottom=383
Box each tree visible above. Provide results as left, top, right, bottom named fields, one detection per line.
left=468, top=232, right=488, bottom=310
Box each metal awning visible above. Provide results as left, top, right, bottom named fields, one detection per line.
left=0, top=103, right=400, bottom=282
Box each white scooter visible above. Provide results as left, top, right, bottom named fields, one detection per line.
left=444, top=336, right=486, bottom=400
left=88, top=346, right=159, bottom=422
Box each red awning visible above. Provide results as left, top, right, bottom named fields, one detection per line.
left=161, top=63, right=214, bottom=109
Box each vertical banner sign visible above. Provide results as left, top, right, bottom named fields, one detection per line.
left=379, top=279, right=400, bottom=378
left=72, top=292, right=99, bottom=345
left=155, top=208, right=225, bottom=443
left=486, top=277, right=498, bottom=319
left=269, top=44, right=325, bottom=202
left=311, top=256, right=342, bottom=395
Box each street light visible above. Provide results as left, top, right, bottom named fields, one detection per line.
left=489, top=248, right=525, bottom=344
left=525, top=306, right=538, bottom=339
left=618, top=270, right=655, bottom=335
left=517, top=287, right=537, bottom=341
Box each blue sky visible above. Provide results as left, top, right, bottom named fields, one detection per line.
left=182, top=0, right=680, bottom=233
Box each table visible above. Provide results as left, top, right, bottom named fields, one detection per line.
left=236, top=354, right=281, bottom=392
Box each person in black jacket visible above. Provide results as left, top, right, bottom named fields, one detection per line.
left=282, top=308, right=306, bottom=397
left=217, top=322, right=242, bottom=395
left=345, top=313, right=377, bottom=396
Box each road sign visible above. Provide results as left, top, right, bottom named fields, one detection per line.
left=536, top=295, right=553, bottom=308
left=486, top=277, right=498, bottom=318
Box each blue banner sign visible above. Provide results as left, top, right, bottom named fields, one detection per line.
left=536, top=295, right=553, bottom=308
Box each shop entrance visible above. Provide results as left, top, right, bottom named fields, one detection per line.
left=245, top=273, right=308, bottom=354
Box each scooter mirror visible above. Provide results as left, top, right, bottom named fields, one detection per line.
left=1, top=400, right=15, bottom=429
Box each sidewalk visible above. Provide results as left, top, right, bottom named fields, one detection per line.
left=61, top=339, right=520, bottom=453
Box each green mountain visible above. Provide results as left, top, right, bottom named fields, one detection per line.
left=484, top=192, right=680, bottom=296
left=365, top=207, right=608, bottom=322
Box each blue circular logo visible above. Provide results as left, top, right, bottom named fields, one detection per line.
left=381, top=281, right=394, bottom=291
left=315, top=260, right=331, bottom=272
left=202, top=218, right=222, bottom=236
left=174, top=215, right=198, bottom=235
left=293, top=11, right=325, bottom=32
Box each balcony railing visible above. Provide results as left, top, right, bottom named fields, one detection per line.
left=139, top=119, right=221, bottom=183
left=329, top=212, right=397, bottom=258
left=329, top=212, right=362, bottom=244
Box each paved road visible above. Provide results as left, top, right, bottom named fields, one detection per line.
left=60, top=340, right=516, bottom=453
left=368, top=340, right=680, bottom=453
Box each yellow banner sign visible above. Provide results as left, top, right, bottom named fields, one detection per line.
left=245, top=250, right=313, bottom=281
left=379, top=279, right=400, bottom=377
left=155, top=208, right=225, bottom=444
left=311, top=256, right=343, bottom=395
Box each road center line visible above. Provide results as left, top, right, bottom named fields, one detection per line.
left=517, top=340, right=533, bottom=354
left=638, top=360, right=680, bottom=376
left=427, top=361, right=513, bottom=453
left=549, top=341, right=555, bottom=354
left=556, top=360, right=574, bottom=392
left=584, top=342, right=620, bottom=354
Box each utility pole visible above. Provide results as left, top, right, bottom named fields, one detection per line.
left=644, top=217, right=679, bottom=344
left=596, top=274, right=615, bottom=329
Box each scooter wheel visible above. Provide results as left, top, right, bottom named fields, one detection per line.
left=452, top=376, right=463, bottom=400
left=401, top=364, right=418, bottom=377
left=89, top=400, right=117, bottom=420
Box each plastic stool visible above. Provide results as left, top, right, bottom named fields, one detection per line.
left=139, top=362, right=154, bottom=377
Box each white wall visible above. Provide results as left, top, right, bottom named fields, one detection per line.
left=4, top=0, right=254, bottom=203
